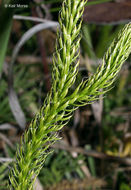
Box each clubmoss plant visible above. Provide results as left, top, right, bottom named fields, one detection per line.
left=9, top=0, right=131, bottom=189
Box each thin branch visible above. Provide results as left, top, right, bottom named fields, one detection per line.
left=0, top=133, right=14, bottom=149
left=51, top=144, right=131, bottom=165
left=13, top=15, right=57, bottom=25
left=0, top=123, right=15, bottom=130
left=0, top=158, right=14, bottom=163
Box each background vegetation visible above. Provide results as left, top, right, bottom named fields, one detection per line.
left=0, top=0, right=131, bottom=189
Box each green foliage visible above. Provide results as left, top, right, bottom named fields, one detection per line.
left=0, top=64, right=40, bottom=124
left=85, top=145, right=96, bottom=177
left=0, top=0, right=31, bottom=74
left=0, top=0, right=14, bottom=74
left=95, top=25, right=123, bottom=58
left=81, top=24, right=96, bottom=59
left=0, top=79, right=13, bottom=123
left=76, top=23, right=131, bottom=104
left=9, top=0, right=131, bottom=189
left=0, top=163, right=10, bottom=190
left=9, top=0, right=88, bottom=189
left=39, top=150, right=85, bottom=187
left=120, top=183, right=131, bottom=190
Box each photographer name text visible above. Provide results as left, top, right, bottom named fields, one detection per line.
left=4, top=4, right=28, bottom=8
